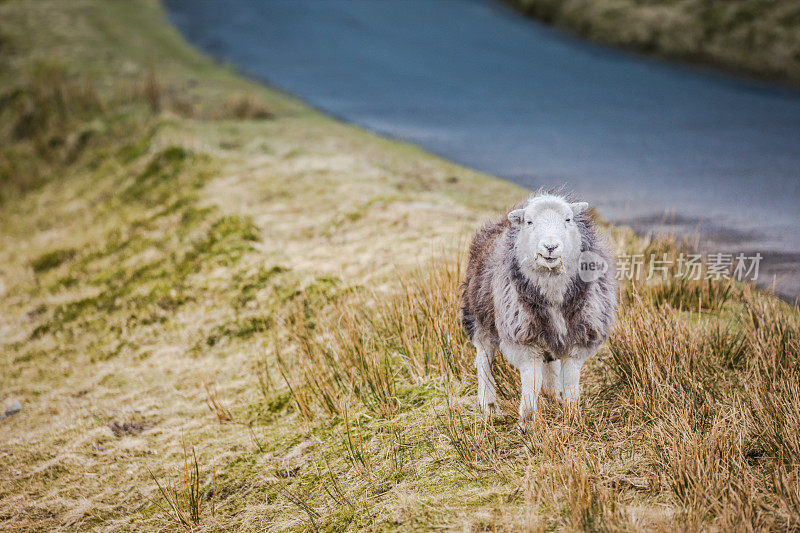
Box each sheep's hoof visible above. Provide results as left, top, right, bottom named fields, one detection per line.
left=543, top=387, right=563, bottom=404
left=562, top=387, right=580, bottom=406
left=479, top=399, right=498, bottom=415
left=515, top=417, right=537, bottom=435
left=518, top=394, right=537, bottom=421
left=478, top=387, right=498, bottom=415
left=518, top=407, right=536, bottom=422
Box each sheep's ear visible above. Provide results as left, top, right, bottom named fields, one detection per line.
left=508, top=209, right=525, bottom=225
left=569, top=202, right=589, bottom=217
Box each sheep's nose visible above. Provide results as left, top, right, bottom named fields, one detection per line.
left=543, top=242, right=559, bottom=254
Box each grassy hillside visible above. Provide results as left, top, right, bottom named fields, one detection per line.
left=504, top=0, right=800, bottom=86
left=1, top=1, right=798, bottom=531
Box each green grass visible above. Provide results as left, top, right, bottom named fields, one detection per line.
left=0, top=1, right=798, bottom=531
left=504, top=0, right=800, bottom=86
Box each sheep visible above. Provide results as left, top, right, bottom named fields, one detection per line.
left=461, top=193, right=617, bottom=420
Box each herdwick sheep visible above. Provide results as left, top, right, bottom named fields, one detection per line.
left=461, top=193, right=616, bottom=420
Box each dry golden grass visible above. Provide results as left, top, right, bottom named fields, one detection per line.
left=1, top=1, right=798, bottom=531
left=217, top=93, right=273, bottom=121
left=269, top=257, right=800, bottom=530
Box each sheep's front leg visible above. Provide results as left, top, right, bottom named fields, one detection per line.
left=561, top=346, right=595, bottom=405
left=501, top=341, right=543, bottom=420
left=542, top=359, right=562, bottom=402
left=473, top=331, right=497, bottom=413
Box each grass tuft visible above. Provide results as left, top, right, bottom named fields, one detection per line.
left=30, top=247, right=77, bottom=273
left=218, top=93, right=273, bottom=120
left=204, top=383, right=236, bottom=424
left=631, top=275, right=735, bottom=312
left=0, top=61, right=103, bottom=197
left=149, top=442, right=214, bottom=531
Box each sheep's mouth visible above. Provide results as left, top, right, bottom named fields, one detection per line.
left=533, top=253, right=564, bottom=271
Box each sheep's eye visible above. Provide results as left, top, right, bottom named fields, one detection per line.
left=526, top=220, right=532, bottom=225
left=565, top=218, right=572, bottom=223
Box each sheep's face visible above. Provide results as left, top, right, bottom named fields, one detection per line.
left=508, top=196, right=587, bottom=272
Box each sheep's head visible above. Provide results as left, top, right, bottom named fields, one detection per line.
left=508, top=195, right=587, bottom=273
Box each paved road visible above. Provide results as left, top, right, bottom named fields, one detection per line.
left=165, top=0, right=800, bottom=299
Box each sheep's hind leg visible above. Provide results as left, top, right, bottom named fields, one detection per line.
left=561, top=346, right=595, bottom=405
left=473, top=331, right=498, bottom=414
left=518, top=358, right=544, bottom=421
left=542, top=359, right=562, bottom=402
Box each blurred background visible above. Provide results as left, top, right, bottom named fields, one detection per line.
left=165, top=0, right=800, bottom=299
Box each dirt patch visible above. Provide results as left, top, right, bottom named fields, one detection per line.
left=108, top=420, right=151, bottom=438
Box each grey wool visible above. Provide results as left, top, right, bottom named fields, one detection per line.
left=460, top=192, right=617, bottom=419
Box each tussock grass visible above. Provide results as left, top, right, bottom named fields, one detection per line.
left=631, top=275, right=736, bottom=312
left=274, top=258, right=527, bottom=422
left=150, top=442, right=215, bottom=531
left=218, top=93, right=273, bottom=120
left=30, top=247, right=78, bottom=273
left=204, top=383, right=236, bottom=424
left=265, top=254, right=800, bottom=529
left=0, top=61, right=103, bottom=197
left=603, top=286, right=799, bottom=528
left=622, top=233, right=738, bottom=312
left=7, top=61, right=102, bottom=142
left=275, top=260, right=478, bottom=419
